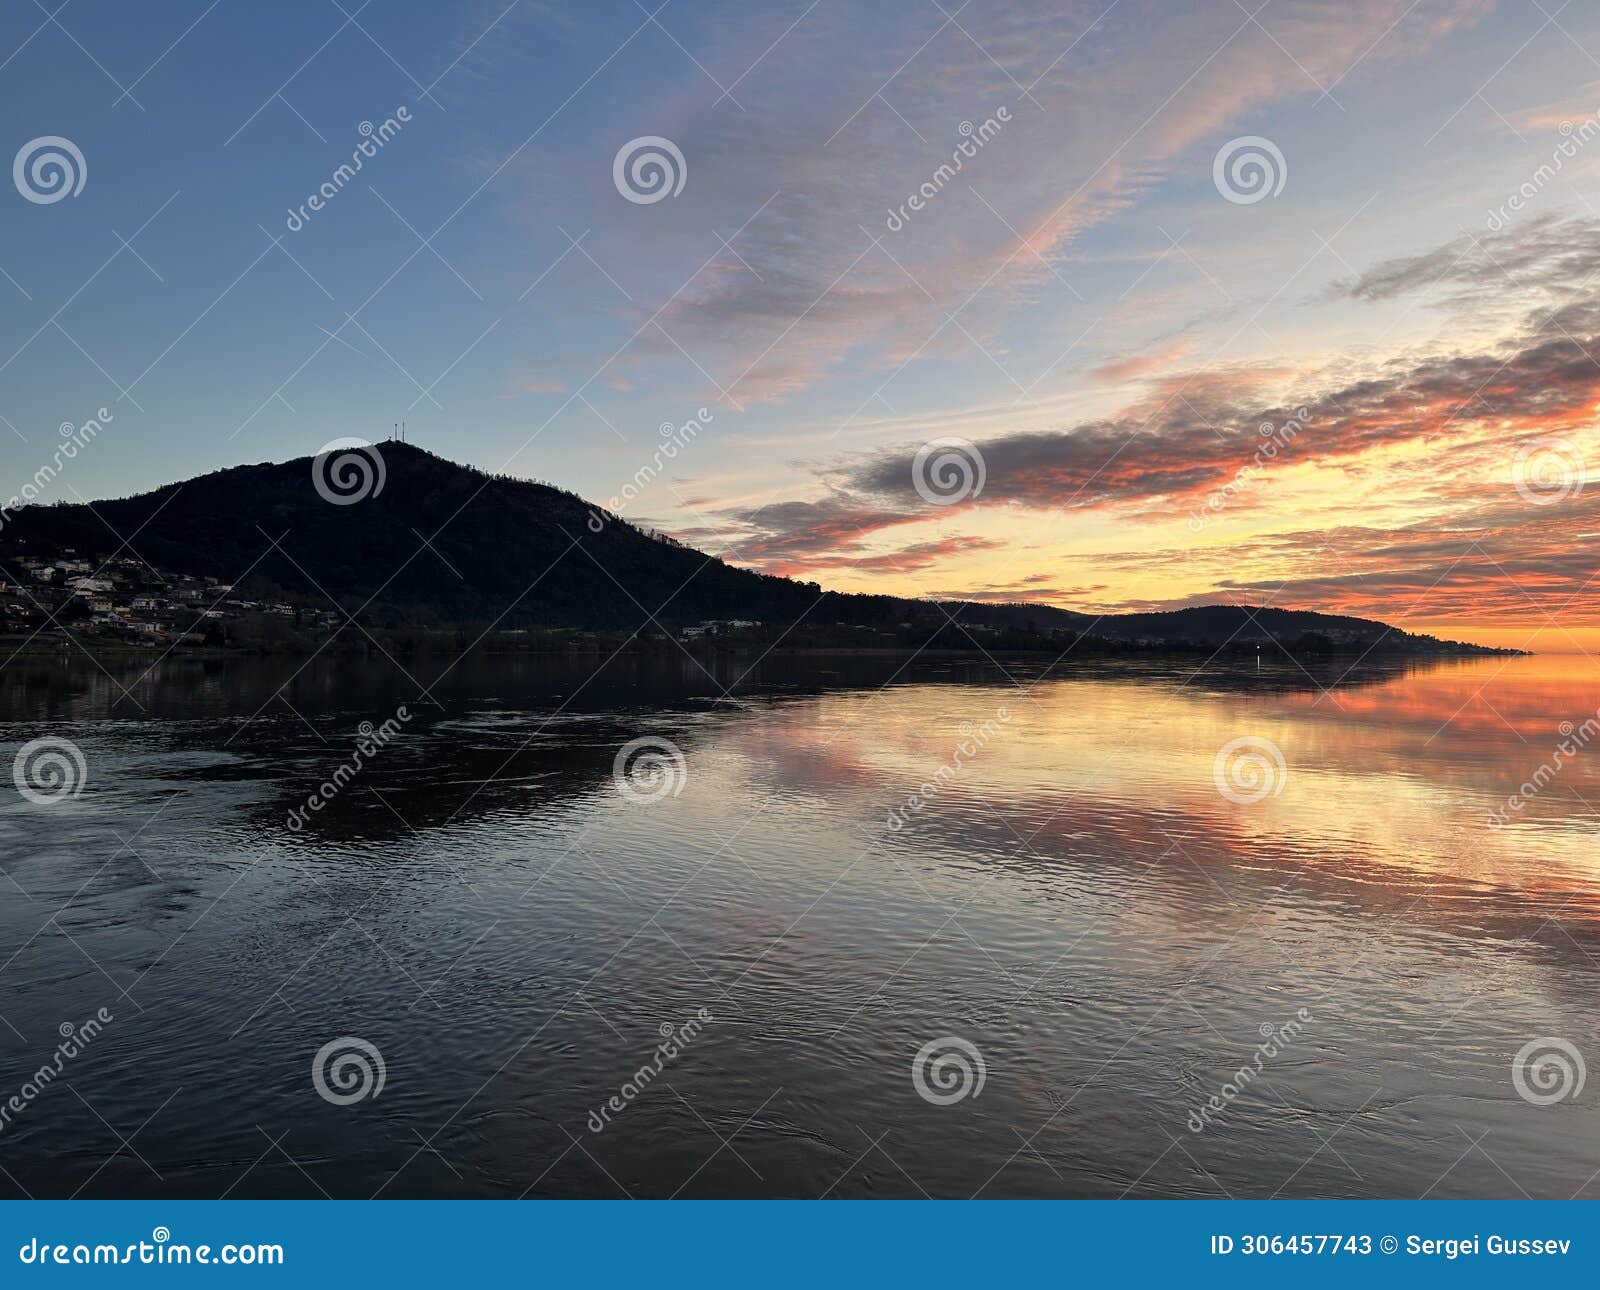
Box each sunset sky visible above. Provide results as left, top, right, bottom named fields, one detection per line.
left=5, top=1, right=1600, bottom=648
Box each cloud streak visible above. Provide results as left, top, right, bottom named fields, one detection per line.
left=842, top=307, right=1600, bottom=516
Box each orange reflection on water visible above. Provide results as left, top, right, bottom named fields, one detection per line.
left=789, top=654, right=1600, bottom=934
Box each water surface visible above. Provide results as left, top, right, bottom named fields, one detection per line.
left=1, top=649, right=1596, bottom=1198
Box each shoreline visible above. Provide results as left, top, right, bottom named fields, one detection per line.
left=0, top=633, right=1527, bottom=662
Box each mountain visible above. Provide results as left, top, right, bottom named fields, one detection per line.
left=0, top=443, right=1506, bottom=654
left=1076, top=605, right=1473, bottom=650
left=1, top=443, right=1079, bottom=635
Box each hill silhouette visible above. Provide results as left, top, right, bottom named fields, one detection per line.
left=1, top=442, right=1505, bottom=654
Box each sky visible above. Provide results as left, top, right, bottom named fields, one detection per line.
left=4, top=0, right=1600, bottom=649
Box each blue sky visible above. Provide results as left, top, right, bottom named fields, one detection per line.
left=7, top=1, right=1600, bottom=642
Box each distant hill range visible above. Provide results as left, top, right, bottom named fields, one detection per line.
left=1, top=443, right=1511, bottom=656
